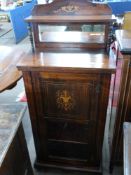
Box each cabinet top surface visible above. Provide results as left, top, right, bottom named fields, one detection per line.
left=17, top=51, right=116, bottom=73
left=0, top=104, right=26, bottom=167
left=26, top=0, right=114, bottom=23
left=115, top=30, right=131, bottom=54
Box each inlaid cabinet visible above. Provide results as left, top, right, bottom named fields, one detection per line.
left=19, top=0, right=116, bottom=174
left=18, top=52, right=115, bottom=174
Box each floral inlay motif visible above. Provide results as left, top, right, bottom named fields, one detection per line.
left=54, top=5, right=79, bottom=13
left=56, top=90, right=75, bottom=111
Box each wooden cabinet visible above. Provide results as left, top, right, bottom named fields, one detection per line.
left=21, top=0, right=116, bottom=173
left=0, top=124, right=34, bottom=175
left=109, top=30, right=131, bottom=171
left=0, top=104, right=34, bottom=175
left=18, top=51, right=115, bottom=173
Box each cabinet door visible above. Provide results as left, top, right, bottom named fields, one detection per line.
left=30, top=71, right=111, bottom=166
left=33, top=72, right=100, bottom=121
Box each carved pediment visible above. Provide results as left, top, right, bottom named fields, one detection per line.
left=31, top=0, right=112, bottom=16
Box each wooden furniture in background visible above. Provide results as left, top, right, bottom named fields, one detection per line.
left=123, top=122, right=131, bottom=175
left=0, top=104, right=34, bottom=175
left=109, top=30, right=131, bottom=172
left=17, top=51, right=116, bottom=174
left=25, top=0, right=115, bottom=52
left=0, top=46, right=25, bottom=92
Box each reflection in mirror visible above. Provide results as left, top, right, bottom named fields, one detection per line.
left=38, top=24, right=105, bottom=44
left=81, top=24, right=105, bottom=32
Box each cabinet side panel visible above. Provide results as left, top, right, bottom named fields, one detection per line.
left=22, top=71, right=42, bottom=159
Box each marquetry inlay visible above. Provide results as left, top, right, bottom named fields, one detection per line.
left=54, top=5, right=79, bottom=13
left=56, top=90, right=75, bottom=111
